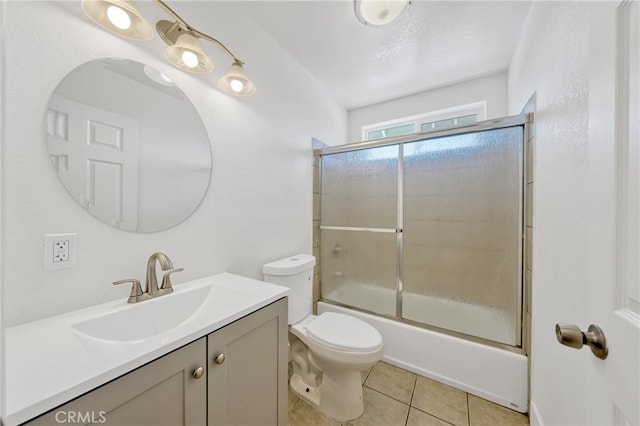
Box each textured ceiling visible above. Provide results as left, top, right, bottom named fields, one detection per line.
left=63, top=0, right=532, bottom=111
left=241, top=1, right=532, bottom=110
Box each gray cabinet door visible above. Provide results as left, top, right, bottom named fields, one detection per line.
left=208, top=298, right=288, bottom=426
left=26, top=338, right=207, bottom=426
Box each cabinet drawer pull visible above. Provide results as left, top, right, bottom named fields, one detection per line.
left=214, top=353, right=226, bottom=365
left=192, top=366, right=205, bottom=379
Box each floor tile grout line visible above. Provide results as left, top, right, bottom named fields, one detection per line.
left=409, top=375, right=417, bottom=407
left=363, top=383, right=415, bottom=407
left=409, top=405, right=456, bottom=426
left=467, top=392, right=471, bottom=426
left=405, top=374, right=418, bottom=426
left=289, top=397, right=299, bottom=412
left=362, top=386, right=412, bottom=426
left=363, top=365, right=374, bottom=383
left=365, top=361, right=418, bottom=406
left=364, top=386, right=413, bottom=411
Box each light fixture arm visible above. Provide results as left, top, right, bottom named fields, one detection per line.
left=195, top=32, right=244, bottom=66
left=154, top=0, right=244, bottom=65
left=153, top=0, right=187, bottom=28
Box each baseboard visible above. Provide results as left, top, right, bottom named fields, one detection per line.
left=529, top=400, right=543, bottom=426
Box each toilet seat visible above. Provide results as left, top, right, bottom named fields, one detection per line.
left=305, top=312, right=382, bottom=352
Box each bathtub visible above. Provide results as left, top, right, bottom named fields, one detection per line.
left=318, top=295, right=528, bottom=413
left=323, top=283, right=518, bottom=345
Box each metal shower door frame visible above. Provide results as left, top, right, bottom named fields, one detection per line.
left=317, top=113, right=531, bottom=351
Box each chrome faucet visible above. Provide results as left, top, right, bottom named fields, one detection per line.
left=113, top=252, right=183, bottom=303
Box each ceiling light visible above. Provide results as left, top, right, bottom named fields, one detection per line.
left=82, top=0, right=255, bottom=96
left=143, top=65, right=175, bottom=86
left=219, top=61, right=256, bottom=96
left=164, top=32, right=214, bottom=74
left=354, top=0, right=412, bottom=26
left=81, top=0, right=153, bottom=40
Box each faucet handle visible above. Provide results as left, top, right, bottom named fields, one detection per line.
left=113, top=279, right=144, bottom=303
left=160, top=268, right=184, bottom=292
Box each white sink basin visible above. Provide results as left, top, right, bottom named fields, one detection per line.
left=71, top=279, right=260, bottom=343
left=72, top=286, right=211, bottom=342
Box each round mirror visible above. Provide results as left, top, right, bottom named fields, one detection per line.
left=45, top=58, right=212, bottom=232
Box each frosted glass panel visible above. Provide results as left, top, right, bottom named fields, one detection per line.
left=402, top=127, right=523, bottom=345
left=320, top=230, right=396, bottom=317
left=321, top=146, right=398, bottom=229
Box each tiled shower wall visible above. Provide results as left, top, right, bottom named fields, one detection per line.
left=523, top=111, right=535, bottom=412
left=524, top=129, right=534, bottom=357
left=522, top=101, right=535, bottom=360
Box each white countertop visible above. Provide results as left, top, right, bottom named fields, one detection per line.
left=4, top=272, right=289, bottom=426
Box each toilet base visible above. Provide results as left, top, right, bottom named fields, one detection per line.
left=290, top=370, right=364, bottom=422
left=290, top=373, right=321, bottom=407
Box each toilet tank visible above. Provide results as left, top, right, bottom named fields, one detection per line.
left=263, top=254, right=316, bottom=324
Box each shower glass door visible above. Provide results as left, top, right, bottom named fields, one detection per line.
left=402, top=128, right=523, bottom=346
left=319, top=118, right=524, bottom=347
left=320, top=145, right=399, bottom=317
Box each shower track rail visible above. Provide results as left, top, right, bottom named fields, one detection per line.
left=318, top=114, right=530, bottom=155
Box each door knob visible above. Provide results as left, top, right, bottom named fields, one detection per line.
left=555, top=323, right=608, bottom=360
left=214, top=353, right=226, bottom=365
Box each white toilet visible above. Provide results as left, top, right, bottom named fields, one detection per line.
left=263, top=254, right=383, bottom=422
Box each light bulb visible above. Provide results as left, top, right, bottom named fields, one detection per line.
left=230, top=79, right=244, bottom=93
left=181, top=50, right=199, bottom=68
left=106, top=5, right=131, bottom=30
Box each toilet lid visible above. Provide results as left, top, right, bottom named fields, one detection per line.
left=305, top=312, right=383, bottom=352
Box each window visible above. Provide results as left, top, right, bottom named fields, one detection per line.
left=362, top=102, right=486, bottom=141
left=366, top=123, right=416, bottom=141
left=420, top=114, right=479, bottom=132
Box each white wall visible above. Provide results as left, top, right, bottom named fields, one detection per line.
left=1, top=1, right=346, bottom=326
left=508, top=3, right=591, bottom=425
left=0, top=0, right=5, bottom=418
left=347, top=72, right=508, bottom=142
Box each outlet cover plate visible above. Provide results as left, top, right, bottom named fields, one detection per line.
left=44, top=233, right=77, bottom=270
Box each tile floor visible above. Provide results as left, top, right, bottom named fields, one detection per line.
left=288, top=361, right=529, bottom=426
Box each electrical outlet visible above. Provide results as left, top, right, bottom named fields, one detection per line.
left=53, top=240, right=69, bottom=262
left=45, top=233, right=77, bottom=270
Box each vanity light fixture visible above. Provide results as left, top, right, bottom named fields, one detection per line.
left=354, top=0, right=412, bottom=26
left=81, top=0, right=256, bottom=96
left=164, top=32, right=214, bottom=74
left=81, top=0, right=154, bottom=40
left=218, top=61, right=256, bottom=96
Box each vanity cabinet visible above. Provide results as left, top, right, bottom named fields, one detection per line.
left=23, top=298, right=288, bottom=426
left=25, top=338, right=207, bottom=425
left=208, top=297, right=288, bottom=426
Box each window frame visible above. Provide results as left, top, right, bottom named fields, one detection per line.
left=361, top=101, right=487, bottom=141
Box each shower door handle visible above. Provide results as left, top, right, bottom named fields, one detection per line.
left=555, top=323, right=608, bottom=359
